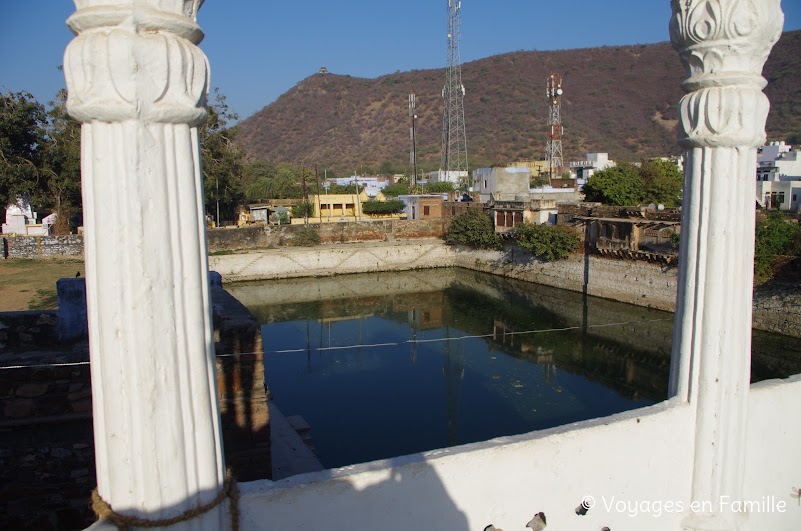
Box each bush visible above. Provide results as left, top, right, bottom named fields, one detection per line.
left=512, top=223, right=580, bottom=261
left=754, top=211, right=801, bottom=283
left=446, top=209, right=503, bottom=249
left=290, top=225, right=320, bottom=247
left=292, top=202, right=314, bottom=218
left=362, top=199, right=406, bottom=215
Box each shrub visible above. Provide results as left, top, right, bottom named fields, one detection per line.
left=292, top=202, right=314, bottom=218
left=754, top=211, right=801, bottom=283
left=362, top=199, right=406, bottom=215
left=290, top=225, right=320, bottom=247
left=446, top=209, right=502, bottom=249
left=512, top=223, right=580, bottom=261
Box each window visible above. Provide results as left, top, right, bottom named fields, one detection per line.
left=484, top=180, right=488, bottom=189
left=423, top=206, right=430, bottom=216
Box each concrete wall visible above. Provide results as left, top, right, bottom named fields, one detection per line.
left=210, top=241, right=678, bottom=310
left=239, top=401, right=695, bottom=530
left=209, top=240, right=456, bottom=282
left=211, top=241, right=800, bottom=338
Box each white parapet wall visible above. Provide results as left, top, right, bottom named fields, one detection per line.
left=239, top=401, right=695, bottom=531
left=743, top=375, right=801, bottom=530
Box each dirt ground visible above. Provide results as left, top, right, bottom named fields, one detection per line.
left=0, top=258, right=85, bottom=312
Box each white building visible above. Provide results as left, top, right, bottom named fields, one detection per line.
left=333, top=176, right=388, bottom=199
left=1, top=197, right=51, bottom=236
left=472, top=166, right=530, bottom=203
left=425, top=170, right=468, bottom=188
left=756, top=142, right=801, bottom=211
left=568, top=152, right=616, bottom=180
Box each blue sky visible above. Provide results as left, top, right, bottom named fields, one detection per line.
left=1, top=1, right=799, bottom=122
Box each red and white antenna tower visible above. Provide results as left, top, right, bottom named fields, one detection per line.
left=546, top=73, right=564, bottom=181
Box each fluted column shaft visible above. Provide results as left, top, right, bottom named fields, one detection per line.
left=667, top=1, right=783, bottom=530
left=64, top=1, right=228, bottom=528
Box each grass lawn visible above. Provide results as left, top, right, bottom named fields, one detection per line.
left=0, top=258, right=85, bottom=311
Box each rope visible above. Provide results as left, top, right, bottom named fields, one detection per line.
left=91, top=467, right=239, bottom=530
left=0, top=318, right=676, bottom=370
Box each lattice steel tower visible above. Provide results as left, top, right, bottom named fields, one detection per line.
left=440, top=0, right=468, bottom=186
left=546, top=73, right=564, bottom=181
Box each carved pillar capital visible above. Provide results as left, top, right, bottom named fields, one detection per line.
left=670, top=0, right=783, bottom=148
left=64, top=0, right=209, bottom=125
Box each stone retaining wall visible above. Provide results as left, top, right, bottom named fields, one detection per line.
left=2, top=219, right=444, bottom=260
left=0, top=287, right=271, bottom=529
left=210, top=240, right=799, bottom=337
left=3, top=235, right=84, bottom=259
left=206, top=219, right=444, bottom=253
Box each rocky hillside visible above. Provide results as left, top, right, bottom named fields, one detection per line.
left=236, top=30, right=801, bottom=173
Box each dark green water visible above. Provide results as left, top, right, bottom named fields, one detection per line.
left=228, top=269, right=801, bottom=469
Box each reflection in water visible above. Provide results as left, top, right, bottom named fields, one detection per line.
left=228, top=269, right=801, bottom=469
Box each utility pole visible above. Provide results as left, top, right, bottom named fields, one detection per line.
left=301, top=167, right=308, bottom=225
left=440, top=0, right=469, bottom=190
left=409, top=93, right=418, bottom=193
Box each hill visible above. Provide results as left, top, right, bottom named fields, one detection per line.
left=235, top=30, right=801, bottom=173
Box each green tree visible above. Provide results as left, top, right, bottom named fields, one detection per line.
left=201, top=88, right=246, bottom=221
left=378, top=161, right=397, bottom=176
left=512, top=223, right=580, bottom=261
left=0, top=91, right=47, bottom=207
left=243, top=159, right=277, bottom=200
left=41, top=90, right=82, bottom=233
left=326, top=182, right=362, bottom=195
left=582, top=163, right=645, bottom=206
left=639, top=159, right=683, bottom=207
left=446, top=209, right=502, bottom=249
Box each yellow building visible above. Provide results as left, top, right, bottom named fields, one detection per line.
left=289, top=191, right=406, bottom=224
left=509, top=160, right=549, bottom=182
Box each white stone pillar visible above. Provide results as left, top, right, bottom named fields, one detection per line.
left=667, top=1, right=783, bottom=530
left=64, top=1, right=229, bottom=528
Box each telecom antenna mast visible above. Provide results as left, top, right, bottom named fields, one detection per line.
left=440, top=0, right=468, bottom=188
left=546, top=73, right=564, bottom=181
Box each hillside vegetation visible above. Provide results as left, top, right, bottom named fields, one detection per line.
left=236, top=31, right=801, bottom=174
